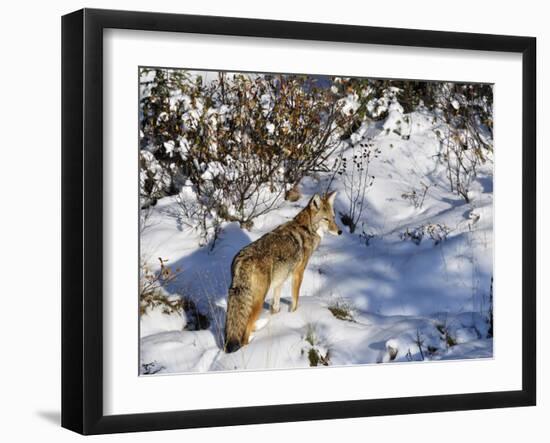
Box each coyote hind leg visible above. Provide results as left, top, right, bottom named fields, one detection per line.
left=290, top=261, right=306, bottom=312
left=243, top=288, right=268, bottom=345
left=270, top=284, right=283, bottom=314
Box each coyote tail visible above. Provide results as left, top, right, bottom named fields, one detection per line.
left=224, top=284, right=253, bottom=353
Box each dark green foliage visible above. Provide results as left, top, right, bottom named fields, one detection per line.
left=328, top=302, right=355, bottom=322
left=308, top=348, right=330, bottom=367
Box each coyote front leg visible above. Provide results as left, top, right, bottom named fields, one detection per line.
left=290, top=261, right=307, bottom=312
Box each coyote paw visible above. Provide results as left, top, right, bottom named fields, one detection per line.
left=270, top=305, right=280, bottom=314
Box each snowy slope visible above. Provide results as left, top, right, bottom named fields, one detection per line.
left=139, top=108, right=493, bottom=374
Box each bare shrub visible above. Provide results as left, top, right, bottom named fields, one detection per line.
left=414, top=329, right=426, bottom=361
left=139, top=68, right=197, bottom=202
left=435, top=319, right=458, bottom=349
left=401, top=223, right=451, bottom=246
left=140, top=257, right=182, bottom=315
left=433, top=83, right=493, bottom=202
left=139, top=69, right=359, bottom=240
left=487, top=276, right=493, bottom=338
left=337, top=142, right=380, bottom=233
left=175, top=184, right=222, bottom=248
left=401, top=181, right=435, bottom=209
left=359, top=225, right=377, bottom=246
left=141, top=361, right=164, bottom=375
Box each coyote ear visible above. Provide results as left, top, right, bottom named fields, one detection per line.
left=327, top=191, right=338, bottom=206
left=310, top=194, right=322, bottom=211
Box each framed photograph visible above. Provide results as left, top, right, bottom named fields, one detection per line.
left=62, top=8, right=536, bottom=435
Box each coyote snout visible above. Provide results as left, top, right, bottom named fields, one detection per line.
left=224, top=191, right=341, bottom=353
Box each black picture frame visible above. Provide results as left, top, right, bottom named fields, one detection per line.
left=62, top=8, right=536, bottom=435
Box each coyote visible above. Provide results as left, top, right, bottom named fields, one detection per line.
left=224, top=192, right=342, bottom=353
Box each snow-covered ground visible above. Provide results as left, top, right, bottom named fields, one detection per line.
left=139, top=108, right=493, bottom=375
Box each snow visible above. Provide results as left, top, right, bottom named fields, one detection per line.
left=163, top=141, right=175, bottom=156
left=140, top=108, right=493, bottom=375
left=340, top=92, right=360, bottom=116
left=140, top=300, right=187, bottom=339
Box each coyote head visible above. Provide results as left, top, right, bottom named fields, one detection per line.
left=308, top=191, right=342, bottom=237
